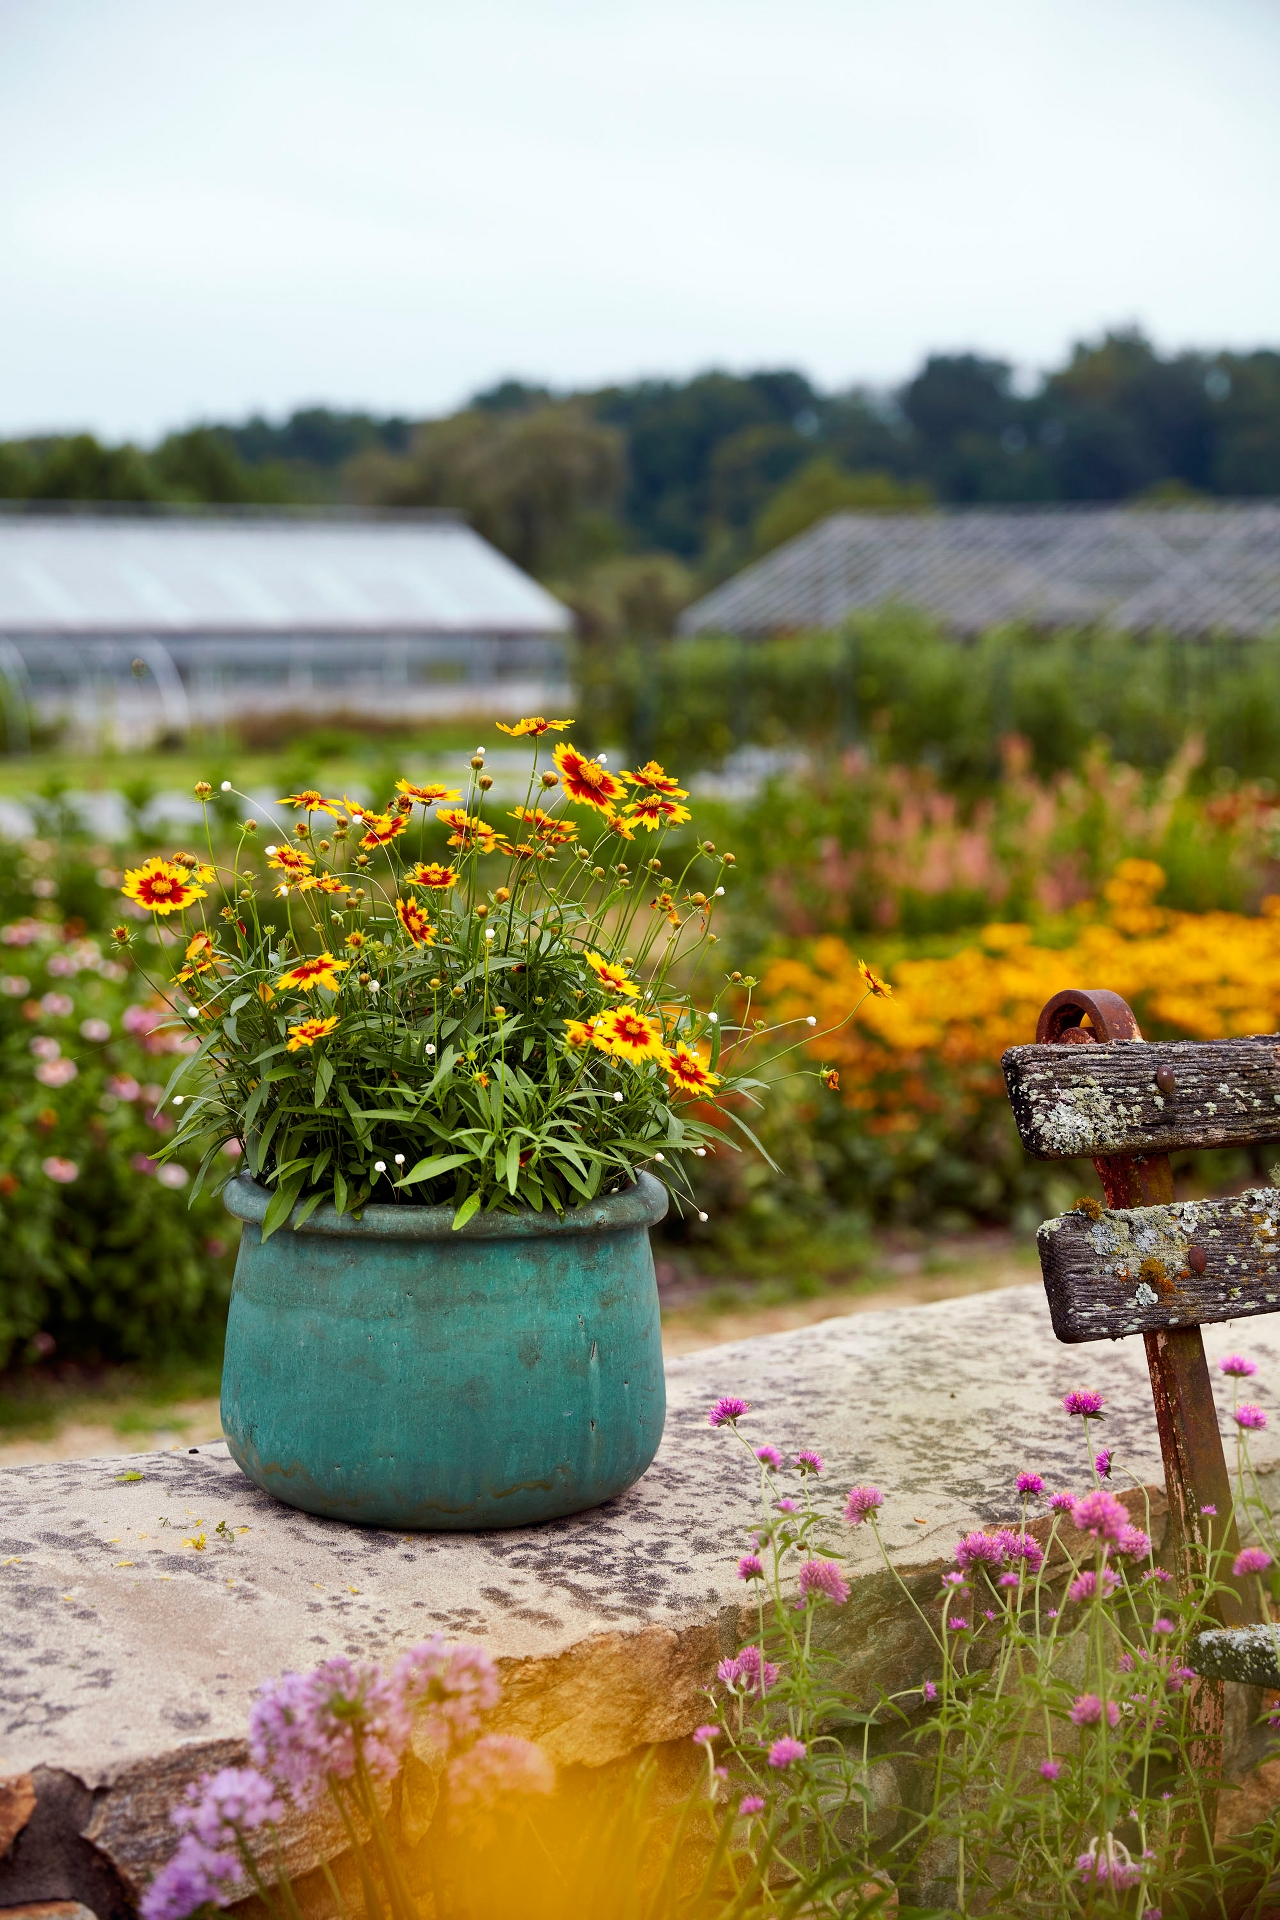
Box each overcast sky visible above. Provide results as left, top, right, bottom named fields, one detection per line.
left=2, top=0, right=1278, bottom=442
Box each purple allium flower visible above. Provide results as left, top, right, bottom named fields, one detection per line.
left=954, top=1531, right=1003, bottom=1569
left=998, top=1571, right=1020, bottom=1588
left=173, top=1767, right=282, bottom=1850
left=1234, top=1547, right=1273, bottom=1576
left=767, top=1737, right=806, bottom=1769
left=923, top=1681, right=938, bottom=1702
left=1068, top=1568, right=1120, bottom=1603
left=1115, top=1524, right=1152, bottom=1561
left=1201, top=1504, right=1218, bottom=1516
left=1220, top=1354, right=1258, bottom=1377
left=1069, top=1693, right=1120, bottom=1728
left=754, top=1445, right=782, bottom=1468
left=798, top=1558, right=849, bottom=1606
left=393, top=1639, right=501, bottom=1756
left=692, top=1724, right=720, bottom=1745
left=1153, top=1617, right=1175, bottom=1633
left=1016, top=1472, right=1045, bottom=1495
left=843, top=1485, right=883, bottom=1526
left=444, top=1734, right=554, bottom=1839
left=248, top=1657, right=411, bottom=1806
left=1093, top=1447, right=1113, bottom=1479
left=1235, top=1403, right=1268, bottom=1430
left=708, top=1395, right=750, bottom=1427
left=734, top=1645, right=780, bottom=1695
left=774, top=1497, right=799, bottom=1513
left=1063, top=1389, right=1105, bottom=1417
left=737, top=1553, right=764, bottom=1581
left=947, top=1617, right=968, bottom=1631
left=1071, top=1489, right=1128, bottom=1543
left=738, top=1794, right=766, bottom=1816
left=141, top=1837, right=237, bottom=1920
left=1048, top=1491, right=1076, bottom=1513
left=794, top=1449, right=824, bottom=1474
left=1039, top=1760, right=1062, bottom=1782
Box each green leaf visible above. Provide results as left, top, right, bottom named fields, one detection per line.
left=397, top=1151, right=471, bottom=1188
left=452, top=1191, right=482, bottom=1232
left=292, top=1189, right=328, bottom=1232
left=261, top=1170, right=306, bottom=1241
left=115, top=1470, right=144, bottom=1482
left=333, top=1168, right=349, bottom=1215
left=505, top=1137, right=521, bottom=1195
left=314, top=1053, right=335, bottom=1107
left=708, top=1015, right=723, bottom=1073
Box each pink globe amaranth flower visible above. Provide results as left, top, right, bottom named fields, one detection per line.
left=393, top=1640, right=501, bottom=1756
left=737, top=1553, right=764, bottom=1581
left=1048, top=1491, right=1076, bottom=1514
left=998, top=1571, right=1020, bottom=1589
left=1144, top=1566, right=1173, bottom=1583
left=941, top=1571, right=968, bottom=1589
left=738, top=1794, right=766, bottom=1816
left=444, top=1734, right=554, bottom=1839
left=1016, top=1472, right=1044, bottom=1495
left=954, top=1531, right=1002, bottom=1569
left=947, top=1616, right=968, bottom=1631
left=1234, top=1547, right=1273, bottom=1576
left=843, top=1485, right=883, bottom=1526
left=1063, top=1389, right=1105, bottom=1417
left=1076, top=1840, right=1144, bottom=1890
left=248, top=1657, right=410, bottom=1806
left=708, top=1395, right=750, bottom=1427
left=994, top=1528, right=1045, bottom=1573
left=1116, top=1524, right=1152, bottom=1561
left=1069, top=1693, right=1120, bottom=1729
left=774, top=1497, right=799, bottom=1513
left=717, top=1656, right=743, bottom=1685
left=1220, top=1354, right=1258, bottom=1377
left=1071, top=1489, right=1128, bottom=1543
left=794, top=1449, right=824, bottom=1475
left=922, top=1680, right=938, bottom=1702
left=767, top=1737, right=806, bottom=1769
left=754, top=1445, right=782, bottom=1468
left=1200, top=1503, right=1218, bottom=1516
left=798, top=1558, right=849, bottom=1606
left=1093, top=1447, right=1113, bottom=1479
left=1153, top=1617, right=1175, bottom=1633
left=1039, top=1760, right=1062, bottom=1782
left=692, top=1723, right=720, bottom=1745
left=1068, top=1568, right=1120, bottom=1604
left=1235, top=1403, right=1268, bottom=1430
left=733, top=1645, right=780, bottom=1696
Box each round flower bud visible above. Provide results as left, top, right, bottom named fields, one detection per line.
left=723, top=852, right=736, bottom=865
left=478, top=774, right=493, bottom=790
left=374, top=1160, right=386, bottom=1173
left=194, top=781, right=212, bottom=799
left=702, top=841, right=715, bottom=853
left=243, top=818, right=258, bottom=832
left=494, top=887, right=511, bottom=903
left=475, top=903, right=489, bottom=918
left=358, top=972, right=370, bottom=985
left=541, top=771, right=559, bottom=788
left=356, top=854, right=369, bottom=867
left=221, top=781, right=231, bottom=792
left=470, top=754, right=486, bottom=769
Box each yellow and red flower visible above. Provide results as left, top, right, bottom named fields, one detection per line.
left=395, top=780, right=462, bottom=806
left=172, top=853, right=217, bottom=882
left=496, top=716, right=573, bottom=738
left=666, top=1043, right=720, bottom=1097
left=437, top=808, right=507, bottom=855
left=395, top=897, right=435, bottom=947
left=405, top=862, right=458, bottom=890
left=277, top=952, right=350, bottom=993
left=623, top=759, right=687, bottom=798
left=120, top=858, right=208, bottom=916
left=278, top=789, right=337, bottom=812
left=266, top=844, right=315, bottom=876
left=312, top=873, right=350, bottom=896
left=626, top=792, right=692, bottom=832
left=591, top=1007, right=670, bottom=1065
left=650, top=890, right=681, bottom=927
left=507, top=806, right=576, bottom=845
left=821, top=1067, right=840, bottom=1090
left=584, top=950, right=639, bottom=997
left=553, top=743, right=627, bottom=814
left=287, top=1015, right=339, bottom=1052
left=177, top=930, right=218, bottom=983
left=857, top=960, right=892, bottom=999
left=359, top=812, right=409, bottom=850
left=564, top=1018, right=599, bottom=1047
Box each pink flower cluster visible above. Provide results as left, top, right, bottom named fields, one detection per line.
left=797, top=1558, right=849, bottom=1607
left=718, top=1645, right=780, bottom=1696
left=708, top=1395, right=750, bottom=1427
left=953, top=1529, right=1045, bottom=1575
left=444, top=1733, right=554, bottom=1841
left=1062, top=1389, right=1105, bottom=1417
left=1070, top=1693, right=1121, bottom=1729
left=843, top=1485, right=883, bottom=1525
left=141, top=1768, right=281, bottom=1920
left=1220, top=1354, right=1258, bottom=1377
left=1234, top=1547, right=1273, bottom=1576
left=1068, top=1568, right=1120, bottom=1604
left=1234, top=1403, right=1268, bottom=1431
left=1071, top=1490, right=1128, bottom=1543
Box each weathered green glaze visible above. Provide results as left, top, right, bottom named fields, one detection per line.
left=220, top=1172, right=668, bottom=1531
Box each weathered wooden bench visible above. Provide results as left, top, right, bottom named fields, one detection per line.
left=1003, top=988, right=1280, bottom=1802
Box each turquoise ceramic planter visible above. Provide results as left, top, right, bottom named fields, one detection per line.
left=220, top=1172, right=668, bottom=1531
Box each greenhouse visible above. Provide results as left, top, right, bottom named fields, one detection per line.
left=0, top=505, right=573, bottom=746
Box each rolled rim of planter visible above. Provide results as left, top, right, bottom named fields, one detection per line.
left=223, top=1168, right=670, bottom=1239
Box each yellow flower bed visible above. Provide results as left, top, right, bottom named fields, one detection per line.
left=762, top=862, right=1280, bottom=1138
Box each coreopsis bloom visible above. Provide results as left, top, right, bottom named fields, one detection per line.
left=495, top=716, right=572, bottom=737
left=666, top=1043, right=720, bottom=1097
left=406, top=862, right=458, bottom=890
left=172, top=852, right=217, bottom=882
left=553, top=743, right=626, bottom=813
left=266, top=844, right=314, bottom=876
left=358, top=811, right=409, bottom=850
left=1221, top=1354, right=1258, bottom=1377
left=438, top=808, right=506, bottom=855
left=563, top=1018, right=599, bottom=1048
left=623, top=759, right=688, bottom=798
left=603, top=810, right=637, bottom=842
left=278, top=789, right=329, bottom=811
left=394, top=898, right=435, bottom=947
left=121, top=858, right=208, bottom=915
left=312, top=873, right=349, bottom=896
left=856, top=959, right=891, bottom=998
left=287, top=1016, right=339, bottom=1052
left=584, top=950, right=638, bottom=996
left=650, top=889, right=681, bottom=927
left=507, top=805, right=576, bottom=845
left=707, top=1395, right=750, bottom=1427
left=592, top=1006, right=669, bottom=1065
left=177, top=931, right=218, bottom=982
left=277, top=953, right=350, bottom=993
left=395, top=780, right=462, bottom=806
left=626, top=792, right=692, bottom=831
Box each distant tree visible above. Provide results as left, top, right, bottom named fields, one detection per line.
left=152, top=428, right=292, bottom=504
left=552, top=552, right=695, bottom=642
left=1209, top=351, right=1280, bottom=495
left=469, top=379, right=555, bottom=413
left=1040, top=330, right=1215, bottom=497
left=752, top=461, right=932, bottom=553
left=19, top=434, right=159, bottom=502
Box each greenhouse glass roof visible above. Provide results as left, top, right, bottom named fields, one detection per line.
left=679, top=504, right=1280, bottom=640
left=0, top=510, right=571, bottom=636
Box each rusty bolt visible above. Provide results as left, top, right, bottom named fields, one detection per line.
left=1155, top=1064, right=1177, bottom=1096
left=1188, top=1246, right=1208, bottom=1275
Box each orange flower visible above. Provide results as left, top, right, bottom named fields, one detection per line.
left=395, top=897, right=435, bottom=947
left=622, top=759, right=688, bottom=798
left=508, top=806, right=577, bottom=845
left=666, top=1043, right=720, bottom=1097
left=496, top=716, right=573, bottom=737
left=257, top=983, right=275, bottom=1005
left=604, top=811, right=637, bottom=841
left=405, top=862, right=458, bottom=890
left=359, top=812, right=409, bottom=850
left=278, top=789, right=338, bottom=812
left=287, top=1014, right=339, bottom=1052
left=858, top=960, right=892, bottom=999
left=277, top=952, right=350, bottom=993
left=395, top=780, right=462, bottom=806
left=564, top=1018, right=599, bottom=1047
left=176, top=930, right=218, bottom=982
left=626, top=792, right=692, bottom=832
left=266, top=844, right=315, bottom=875
left=592, top=1007, right=670, bottom=1065
left=821, top=1067, right=840, bottom=1090
left=584, top=950, right=639, bottom=996
left=121, top=858, right=208, bottom=915
left=313, top=873, right=349, bottom=896
left=553, top=743, right=627, bottom=813
left=437, top=808, right=507, bottom=855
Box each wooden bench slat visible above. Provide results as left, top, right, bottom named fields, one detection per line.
left=1038, top=1187, right=1280, bottom=1343
left=1003, top=1035, right=1280, bottom=1160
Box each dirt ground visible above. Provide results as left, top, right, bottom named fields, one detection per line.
left=0, top=1233, right=1037, bottom=1467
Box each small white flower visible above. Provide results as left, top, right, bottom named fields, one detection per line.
left=698, top=1210, right=708, bottom=1222
left=598, top=752, right=608, bottom=763
left=352, top=812, right=364, bottom=823
left=708, top=1012, right=718, bottom=1023
left=426, top=1043, right=436, bottom=1055
left=264, top=844, right=278, bottom=857
left=368, top=979, right=380, bottom=993
left=654, top=1151, right=665, bottom=1162
left=485, top=928, right=495, bottom=940
left=220, top=780, right=231, bottom=792
left=394, top=1153, right=405, bottom=1165
left=806, top=1015, right=817, bottom=1026
left=374, top=1160, right=386, bottom=1173
left=715, top=886, right=724, bottom=896
left=173, top=1094, right=184, bottom=1105
left=184, top=1006, right=199, bottom=1018
left=696, top=1147, right=707, bottom=1157
left=613, top=1090, right=623, bottom=1102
